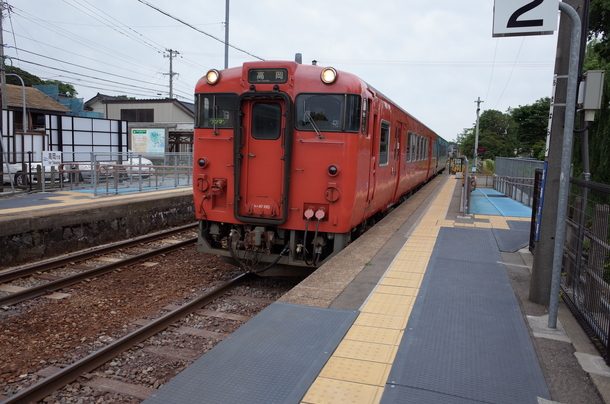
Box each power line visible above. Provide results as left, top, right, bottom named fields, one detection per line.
left=317, top=59, right=553, bottom=68
left=62, top=0, right=164, bottom=53
left=9, top=48, right=171, bottom=88
left=493, top=37, right=526, bottom=109
left=10, top=7, right=162, bottom=71
left=13, top=57, right=171, bottom=93
left=135, top=0, right=265, bottom=62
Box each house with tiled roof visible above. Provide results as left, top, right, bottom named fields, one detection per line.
left=2, top=84, right=72, bottom=132
left=0, top=85, right=127, bottom=166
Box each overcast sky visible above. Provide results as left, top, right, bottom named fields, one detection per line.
left=4, top=0, right=561, bottom=141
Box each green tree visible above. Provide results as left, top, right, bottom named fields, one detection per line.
left=5, top=66, right=43, bottom=87
left=510, top=97, right=550, bottom=158
left=3, top=66, right=78, bottom=97
left=589, top=0, right=610, bottom=59
left=459, top=109, right=517, bottom=160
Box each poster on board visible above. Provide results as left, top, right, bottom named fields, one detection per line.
left=131, top=129, right=166, bottom=154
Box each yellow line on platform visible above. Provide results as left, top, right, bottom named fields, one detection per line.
left=300, top=176, right=457, bottom=404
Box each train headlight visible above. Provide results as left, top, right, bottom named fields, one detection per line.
left=205, top=69, right=220, bottom=85
left=321, top=67, right=337, bottom=84
left=198, top=158, right=208, bottom=168
left=328, top=165, right=339, bottom=176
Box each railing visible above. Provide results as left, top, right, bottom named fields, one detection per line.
left=493, top=157, right=544, bottom=208
left=1, top=152, right=193, bottom=197
left=493, top=175, right=536, bottom=207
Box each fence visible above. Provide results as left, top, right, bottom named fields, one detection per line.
left=494, top=157, right=545, bottom=207
left=557, top=177, right=610, bottom=364
left=1, top=152, right=193, bottom=196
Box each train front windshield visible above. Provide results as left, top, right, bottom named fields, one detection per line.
left=195, top=93, right=238, bottom=128
left=296, top=94, right=361, bottom=132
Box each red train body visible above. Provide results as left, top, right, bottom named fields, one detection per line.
left=193, top=60, right=448, bottom=274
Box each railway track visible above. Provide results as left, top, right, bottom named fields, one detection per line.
left=1, top=272, right=255, bottom=404
left=0, top=224, right=198, bottom=306
left=0, top=228, right=301, bottom=403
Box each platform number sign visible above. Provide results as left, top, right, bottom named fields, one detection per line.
left=493, top=0, right=558, bottom=37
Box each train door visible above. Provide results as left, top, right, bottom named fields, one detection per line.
left=392, top=122, right=403, bottom=199
left=366, top=111, right=378, bottom=205
left=234, top=94, right=293, bottom=224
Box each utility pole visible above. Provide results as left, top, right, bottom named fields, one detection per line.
left=0, top=2, right=6, bottom=110
left=164, top=49, right=179, bottom=99
left=474, top=97, right=483, bottom=173
left=224, top=0, right=229, bottom=70
left=0, top=1, right=7, bottom=193
left=530, top=0, right=584, bottom=306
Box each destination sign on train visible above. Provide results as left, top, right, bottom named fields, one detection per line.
left=248, top=68, right=288, bottom=83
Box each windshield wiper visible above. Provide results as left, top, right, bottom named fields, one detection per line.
left=305, top=111, right=324, bottom=139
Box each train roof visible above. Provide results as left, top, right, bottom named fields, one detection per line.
left=195, top=61, right=446, bottom=143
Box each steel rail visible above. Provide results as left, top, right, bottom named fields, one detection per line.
left=0, top=223, right=197, bottom=284
left=0, top=237, right=196, bottom=306
left=0, top=272, right=253, bottom=404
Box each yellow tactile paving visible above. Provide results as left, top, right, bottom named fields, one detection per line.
left=374, top=285, right=419, bottom=296
left=343, top=325, right=404, bottom=346
left=303, top=176, right=457, bottom=404
left=353, top=313, right=407, bottom=329
left=318, top=357, right=392, bottom=386
left=333, top=340, right=399, bottom=363
left=301, top=378, right=384, bottom=404
left=303, top=177, right=532, bottom=403
left=361, top=300, right=413, bottom=317
left=379, top=276, right=423, bottom=288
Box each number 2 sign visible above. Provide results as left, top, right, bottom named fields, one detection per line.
left=493, top=0, right=558, bottom=37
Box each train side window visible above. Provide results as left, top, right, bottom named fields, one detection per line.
left=251, top=102, right=282, bottom=140
left=379, top=120, right=390, bottom=166
left=345, top=94, right=362, bottom=132
left=424, top=138, right=428, bottom=160
left=421, top=137, right=428, bottom=160
left=195, top=93, right=238, bottom=128
left=406, top=131, right=412, bottom=162
left=361, top=98, right=368, bottom=134
left=424, top=137, right=428, bottom=160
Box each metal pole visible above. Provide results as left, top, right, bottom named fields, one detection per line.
left=548, top=1, right=581, bottom=329
left=0, top=1, right=6, bottom=193
left=474, top=97, right=483, bottom=173
left=6, top=73, right=26, bottom=133
left=224, top=0, right=229, bottom=70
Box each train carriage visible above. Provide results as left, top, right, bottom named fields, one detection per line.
left=194, top=59, right=447, bottom=275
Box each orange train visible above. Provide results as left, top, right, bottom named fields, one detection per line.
left=193, top=59, right=448, bottom=274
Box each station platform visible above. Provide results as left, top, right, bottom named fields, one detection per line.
left=0, top=187, right=194, bottom=269
left=140, top=175, right=605, bottom=404
left=0, top=187, right=192, bottom=217
left=2, top=177, right=606, bottom=403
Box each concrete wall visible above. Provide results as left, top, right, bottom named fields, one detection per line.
left=0, top=194, right=195, bottom=269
